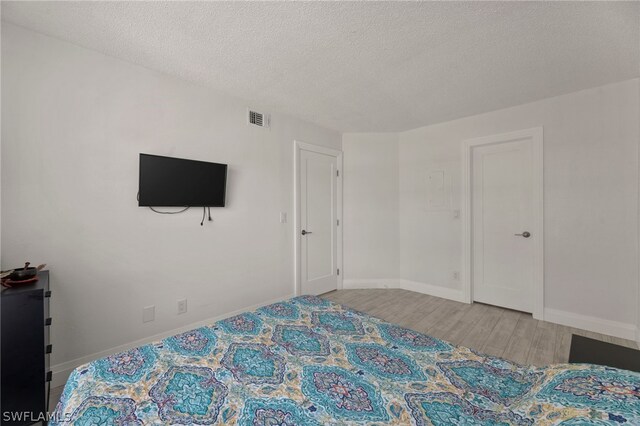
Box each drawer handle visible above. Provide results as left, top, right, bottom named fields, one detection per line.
left=45, top=291, right=52, bottom=298
left=46, top=344, right=52, bottom=354
left=45, top=318, right=52, bottom=326
left=46, top=371, right=52, bottom=382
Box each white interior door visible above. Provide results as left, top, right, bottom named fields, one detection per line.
left=299, top=149, right=338, bottom=295
left=471, top=137, right=537, bottom=313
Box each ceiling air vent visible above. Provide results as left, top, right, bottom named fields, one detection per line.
left=248, top=109, right=270, bottom=128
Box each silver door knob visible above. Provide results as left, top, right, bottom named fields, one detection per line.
left=301, top=230, right=312, bottom=235
left=515, top=231, right=531, bottom=238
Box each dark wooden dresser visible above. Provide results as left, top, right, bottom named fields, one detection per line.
left=1, top=271, right=52, bottom=425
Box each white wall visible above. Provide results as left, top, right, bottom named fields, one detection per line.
left=1, top=24, right=340, bottom=377
left=345, top=79, right=640, bottom=337
left=342, top=133, right=398, bottom=279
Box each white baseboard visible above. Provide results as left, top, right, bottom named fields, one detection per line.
left=396, top=279, right=467, bottom=303
left=342, top=278, right=466, bottom=303
left=343, top=278, right=638, bottom=342
left=50, top=293, right=295, bottom=388
left=342, top=278, right=401, bottom=289
left=544, top=307, right=638, bottom=341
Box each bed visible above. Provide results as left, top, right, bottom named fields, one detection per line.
left=53, top=295, right=640, bottom=425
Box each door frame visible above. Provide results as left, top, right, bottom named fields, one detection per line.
left=294, top=140, right=343, bottom=296
left=461, top=127, right=544, bottom=320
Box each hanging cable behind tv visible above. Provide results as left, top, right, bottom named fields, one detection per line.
left=200, top=207, right=213, bottom=226
left=148, top=206, right=190, bottom=215
left=137, top=193, right=213, bottom=226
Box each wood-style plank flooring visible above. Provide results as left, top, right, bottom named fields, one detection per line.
left=48, top=288, right=638, bottom=412
left=322, top=288, right=639, bottom=366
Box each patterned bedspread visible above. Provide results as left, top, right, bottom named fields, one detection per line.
left=53, top=296, right=640, bottom=425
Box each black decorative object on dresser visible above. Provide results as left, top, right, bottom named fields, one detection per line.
left=1, top=270, right=51, bottom=425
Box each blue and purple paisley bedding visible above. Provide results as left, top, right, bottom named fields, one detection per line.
left=53, top=295, right=640, bottom=425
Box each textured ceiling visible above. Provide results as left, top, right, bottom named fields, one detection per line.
left=2, top=1, right=639, bottom=132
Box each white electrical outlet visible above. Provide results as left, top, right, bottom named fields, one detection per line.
left=280, top=212, right=287, bottom=224
left=177, top=298, right=187, bottom=315
left=452, top=271, right=460, bottom=281
left=143, top=305, right=155, bottom=323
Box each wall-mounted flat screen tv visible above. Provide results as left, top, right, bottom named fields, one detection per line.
left=138, top=154, right=227, bottom=207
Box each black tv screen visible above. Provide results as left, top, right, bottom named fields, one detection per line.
left=138, top=154, right=227, bottom=207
